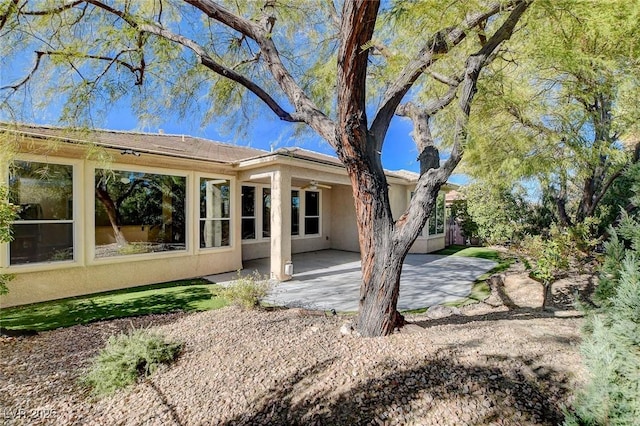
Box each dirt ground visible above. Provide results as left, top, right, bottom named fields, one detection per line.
left=0, top=261, right=594, bottom=425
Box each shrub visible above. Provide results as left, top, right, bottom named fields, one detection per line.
left=565, top=211, right=640, bottom=425
left=82, top=328, right=182, bottom=397
left=219, top=270, right=271, bottom=309
left=0, top=185, right=18, bottom=295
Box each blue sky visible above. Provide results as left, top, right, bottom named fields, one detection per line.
left=1, top=49, right=467, bottom=185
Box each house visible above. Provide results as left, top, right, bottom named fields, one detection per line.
left=0, top=124, right=452, bottom=307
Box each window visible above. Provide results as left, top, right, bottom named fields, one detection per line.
left=262, top=188, right=271, bottom=238
left=410, top=190, right=444, bottom=237
left=8, top=161, right=74, bottom=265
left=241, top=186, right=256, bottom=239
left=200, top=178, right=231, bottom=248
left=94, top=169, right=186, bottom=258
left=428, top=193, right=445, bottom=236
left=436, top=193, right=445, bottom=234
left=291, top=190, right=300, bottom=236
left=304, top=191, right=320, bottom=235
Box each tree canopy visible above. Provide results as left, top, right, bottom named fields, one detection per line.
left=0, top=0, right=533, bottom=336
left=461, top=0, right=640, bottom=232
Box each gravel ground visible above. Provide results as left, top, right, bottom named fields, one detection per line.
left=0, top=271, right=591, bottom=426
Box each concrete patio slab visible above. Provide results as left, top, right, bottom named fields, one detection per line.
left=204, top=249, right=497, bottom=312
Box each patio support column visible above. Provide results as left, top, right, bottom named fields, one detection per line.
left=270, top=167, right=292, bottom=281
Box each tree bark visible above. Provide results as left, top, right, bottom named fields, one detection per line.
left=95, top=184, right=127, bottom=247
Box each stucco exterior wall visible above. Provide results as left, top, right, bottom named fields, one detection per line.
left=3, top=250, right=242, bottom=307
left=1, top=140, right=243, bottom=307
left=408, top=235, right=446, bottom=253
left=329, top=185, right=359, bottom=252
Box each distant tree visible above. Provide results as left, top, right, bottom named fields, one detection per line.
left=0, top=0, right=532, bottom=336
left=462, top=0, right=640, bottom=235
left=449, top=199, right=479, bottom=243
left=462, top=182, right=530, bottom=245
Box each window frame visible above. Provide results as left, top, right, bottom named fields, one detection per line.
left=89, top=163, right=191, bottom=264
left=197, top=175, right=233, bottom=252
left=303, top=190, right=321, bottom=236
left=240, top=184, right=257, bottom=241
left=3, top=155, right=83, bottom=271
left=240, top=184, right=322, bottom=243
left=409, top=189, right=445, bottom=239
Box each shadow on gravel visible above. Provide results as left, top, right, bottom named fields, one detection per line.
left=412, top=307, right=582, bottom=330
left=220, top=350, right=570, bottom=426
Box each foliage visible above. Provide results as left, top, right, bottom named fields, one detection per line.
left=565, top=211, right=640, bottom=425
left=0, top=185, right=18, bottom=295
left=462, top=182, right=530, bottom=245
left=0, top=279, right=226, bottom=331
left=595, top=162, right=640, bottom=235
left=522, top=233, right=570, bottom=286
left=462, top=0, right=640, bottom=234
left=219, top=271, right=272, bottom=310
left=82, top=329, right=182, bottom=397
left=449, top=200, right=479, bottom=242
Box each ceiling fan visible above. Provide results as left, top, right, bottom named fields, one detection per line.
left=301, top=180, right=332, bottom=190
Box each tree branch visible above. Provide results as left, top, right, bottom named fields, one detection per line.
left=80, top=0, right=307, bottom=124
left=1, top=50, right=45, bottom=92
left=21, top=0, right=83, bottom=15
left=183, top=0, right=336, bottom=143
left=370, top=1, right=522, bottom=147
left=337, top=0, right=380, bottom=151
left=394, top=0, right=533, bottom=246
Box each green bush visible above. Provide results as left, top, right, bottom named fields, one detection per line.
left=0, top=185, right=18, bottom=295
left=219, top=270, right=271, bottom=309
left=565, top=211, right=640, bottom=425
left=82, top=329, right=182, bottom=397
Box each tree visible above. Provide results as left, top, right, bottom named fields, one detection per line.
left=463, top=181, right=532, bottom=245
left=461, top=0, right=640, bottom=235
left=0, top=0, right=532, bottom=336
left=566, top=210, right=640, bottom=425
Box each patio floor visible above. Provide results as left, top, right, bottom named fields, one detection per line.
left=204, top=249, right=497, bottom=312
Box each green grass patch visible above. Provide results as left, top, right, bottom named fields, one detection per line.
left=0, top=279, right=226, bottom=332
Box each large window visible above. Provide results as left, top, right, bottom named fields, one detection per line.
left=304, top=191, right=320, bottom=235
left=8, top=161, right=74, bottom=265
left=241, top=185, right=320, bottom=240
left=200, top=178, right=230, bottom=248
left=241, top=186, right=256, bottom=240
left=94, top=169, right=186, bottom=258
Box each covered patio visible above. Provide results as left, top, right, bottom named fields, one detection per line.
left=205, top=250, right=497, bottom=312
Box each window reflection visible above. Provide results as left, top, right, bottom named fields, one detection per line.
left=94, top=169, right=186, bottom=258
left=9, top=161, right=74, bottom=265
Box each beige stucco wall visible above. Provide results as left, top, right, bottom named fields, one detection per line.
left=409, top=235, right=446, bottom=253
left=1, top=140, right=243, bottom=307
left=329, top=185, right=359, bottom=252
left=2, top=250, right=242, bottom=307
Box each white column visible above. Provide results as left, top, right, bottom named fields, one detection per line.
left=270, top=167, right=292, bottom=280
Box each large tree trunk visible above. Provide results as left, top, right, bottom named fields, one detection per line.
left=341, top=149, right=408, bottom=336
